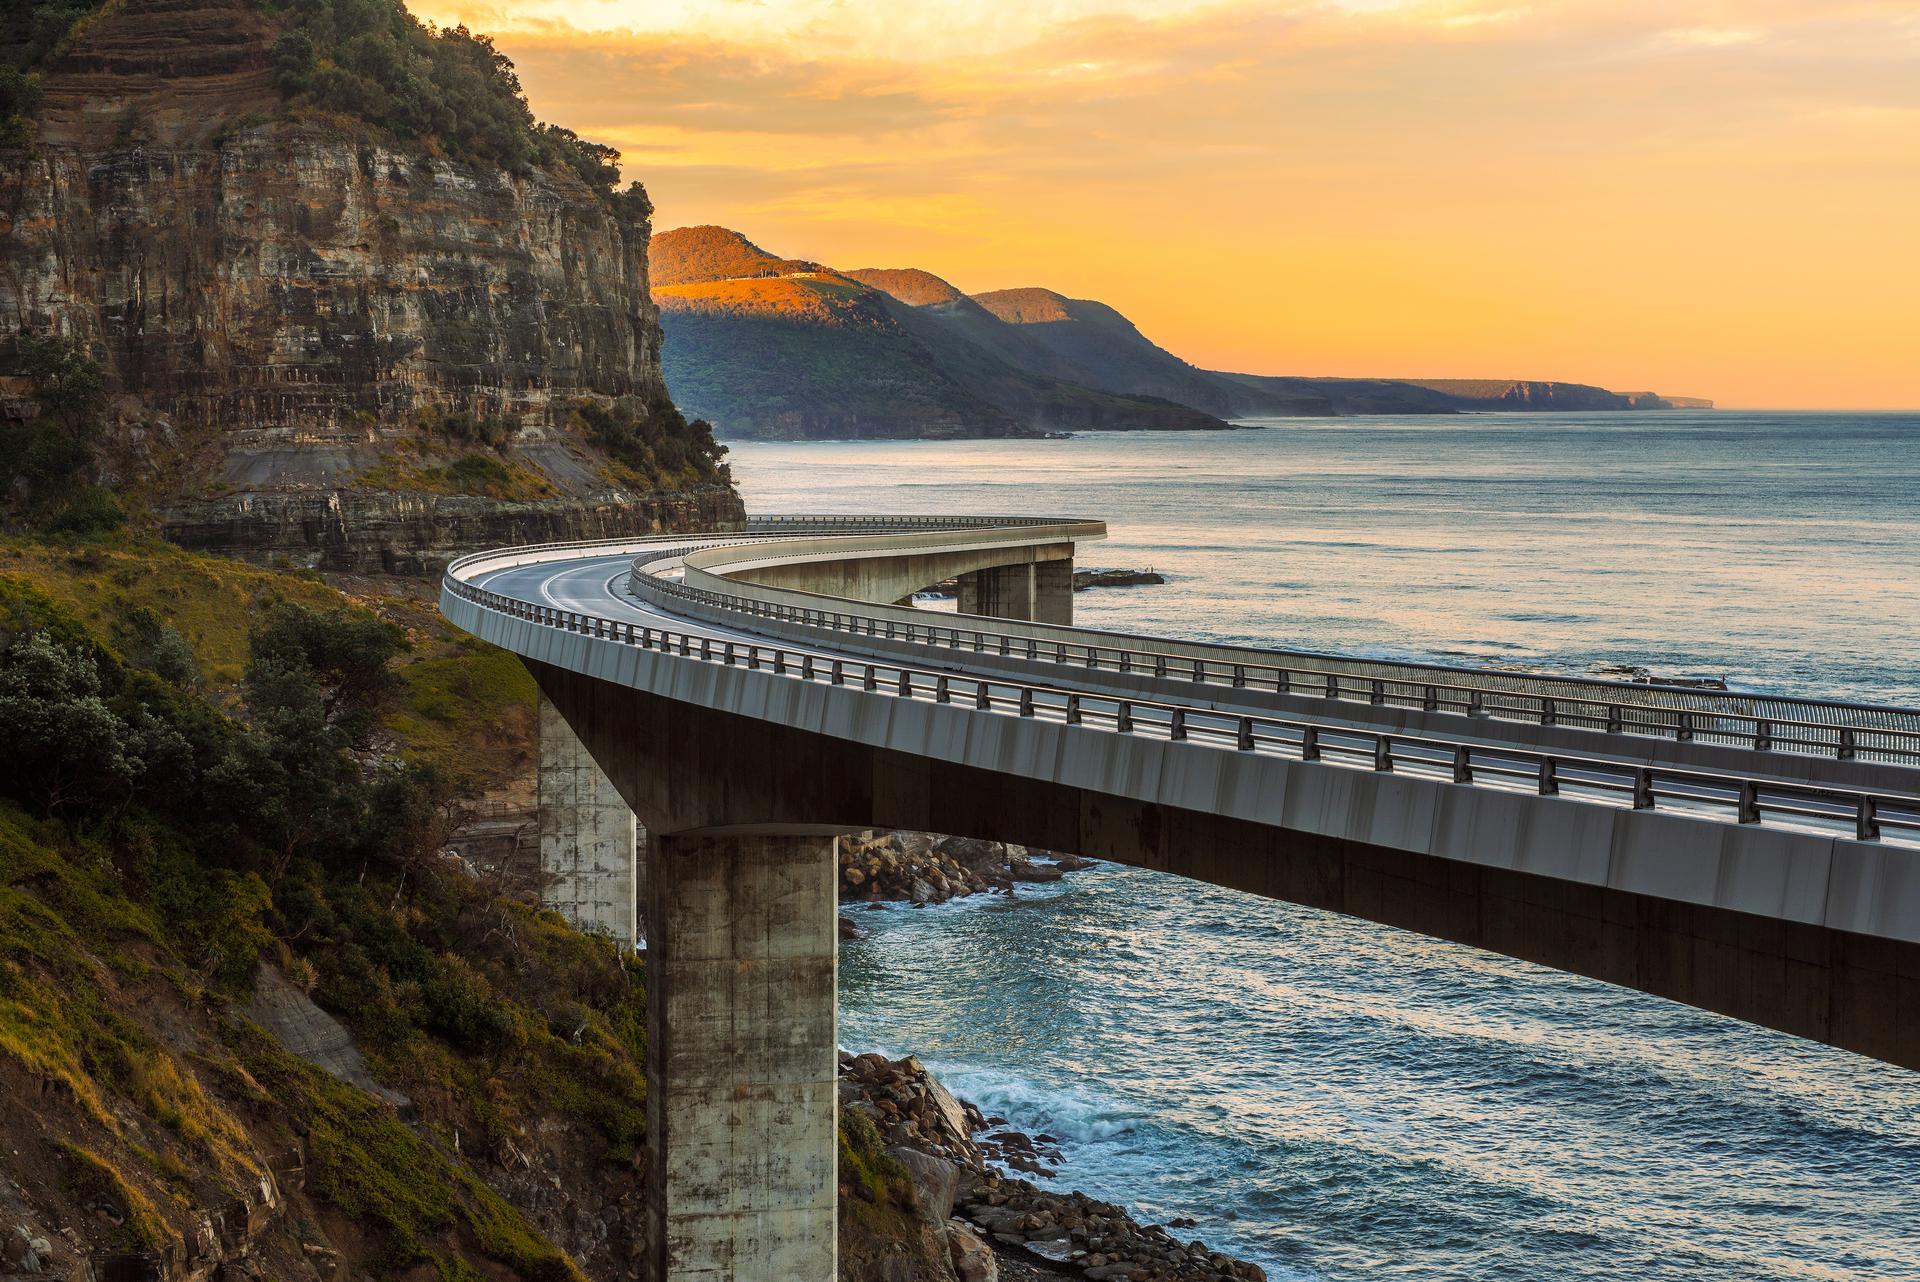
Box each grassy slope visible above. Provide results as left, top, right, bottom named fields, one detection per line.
left=0, top=540, right=626, bottom=1281
left=0, top=538, right=939, bottom=1281
left=0, top=537, right=535, bottom=787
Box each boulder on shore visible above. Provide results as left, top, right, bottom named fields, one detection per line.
left=837, top=830, right=1095, bottom=905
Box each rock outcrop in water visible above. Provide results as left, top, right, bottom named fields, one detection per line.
left=0, top=0, right=742, bottom=570
left=841, top=1052, right=1267, bottom=1282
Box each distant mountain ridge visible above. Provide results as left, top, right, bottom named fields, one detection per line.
left=1222, top=373, right=1708, bottom=415
left=652, top=226, right=1707, bottom=439
left=967, top=288, right=1308, bottom=418
left=652, top=228, right=1249, bottom=439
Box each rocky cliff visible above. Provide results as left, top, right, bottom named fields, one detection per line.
left=0, top=0, right=742, bottom=570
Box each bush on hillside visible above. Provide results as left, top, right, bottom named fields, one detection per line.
left=267, top=0, right=643, bottom=197
left=0, top=334, right=123, bottom=535
left=568, top=392, right=730, bottom=487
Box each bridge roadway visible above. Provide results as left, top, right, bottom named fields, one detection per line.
left=442, top=516, right=1920, bottom=1282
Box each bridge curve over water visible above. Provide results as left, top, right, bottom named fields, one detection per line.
left=442, top=516, right=1920, bottom=1282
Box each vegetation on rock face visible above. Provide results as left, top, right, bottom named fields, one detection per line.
left=0, top=335, right=123, bottom=536
left=3, top=0, right=642, bottom=212
left=0, top=540, right=644, bottom=1281
left=264, top=0, right=644, bottom=203
left=836, top=1107, right=952, bottom=1282
left=0, top=0, right=95, bottom=139
left=566, top=391, right=732, bottom=488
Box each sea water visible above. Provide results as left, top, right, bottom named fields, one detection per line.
left=729, top=412, right=1920, bottom=1281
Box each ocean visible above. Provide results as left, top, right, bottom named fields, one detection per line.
left=727, top=411, right=1920, bottom=1281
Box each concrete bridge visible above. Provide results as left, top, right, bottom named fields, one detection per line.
left=441, top=515, right=1920, bottom=1282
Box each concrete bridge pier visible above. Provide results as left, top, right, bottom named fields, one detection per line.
left=537, top=692, right=642, bottom=947
left=957, top=558, right=1074, bottom=624
left=645, top=830, right=839, bottom=1282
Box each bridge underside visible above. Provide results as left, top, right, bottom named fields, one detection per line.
left=538, top=662, right=1917, bottom=1067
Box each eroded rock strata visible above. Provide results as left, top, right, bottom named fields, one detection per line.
left=1, top=0, right=742, bottom=569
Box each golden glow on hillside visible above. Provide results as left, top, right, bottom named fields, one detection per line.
left=409, top=0, right=1920, bottom=408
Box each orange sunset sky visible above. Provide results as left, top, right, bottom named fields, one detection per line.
left=408, top=0, right=1920, bottom=409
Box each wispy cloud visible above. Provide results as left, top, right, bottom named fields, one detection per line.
left=410, top=0, right=1920, bottom=407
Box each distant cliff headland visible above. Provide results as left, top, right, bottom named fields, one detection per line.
left=654, top=226, right=1710, bottom=441
left=651, top=226, right=1242, bottom=439
left=0, top=0, right=742, bottom=570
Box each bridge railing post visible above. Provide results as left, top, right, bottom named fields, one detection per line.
left=1857, top=795, right=1881, bottom=841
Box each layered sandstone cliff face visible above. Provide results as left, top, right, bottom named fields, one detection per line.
left=1, top=0, right=742, bottom=571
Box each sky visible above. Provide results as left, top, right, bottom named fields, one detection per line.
left=407, top=0, right=1920, bottom=408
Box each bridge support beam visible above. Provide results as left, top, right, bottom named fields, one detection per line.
left=645, top=831, right=838, bottom=1282
left=1034, top=557, right=1073, bottom=625
left=957, top=564, right=1034, bottom=620
left=538, top=691, right=641, bottom=947
left=957, top=557, right=1074, bottom=624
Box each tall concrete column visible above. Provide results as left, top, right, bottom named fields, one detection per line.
left=956, top=564, right=1036, bottom=619
left=1034, top=557, right=1074, bottom=625
left=537, top=691, right=641, bottom=947
left=645, top=831, right=838, bottom=1282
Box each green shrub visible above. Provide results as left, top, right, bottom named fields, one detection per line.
left=267, top=0, right=635, bottom=201
left=568, top=392, right=730, bottom=487
left=444, top=453, right=511, bottom=494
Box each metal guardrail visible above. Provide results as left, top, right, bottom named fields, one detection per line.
left=442, top=533, right=1920, bottom=846
left=647, top=528, right=1920, bottom=767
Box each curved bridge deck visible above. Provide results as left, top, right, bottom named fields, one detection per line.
left=442, top=516, right=1920, bottom=1282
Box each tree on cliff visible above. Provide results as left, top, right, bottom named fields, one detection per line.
left=0, top=334, right=121, bottom=535
left=266, top=0, right=644, bottom=205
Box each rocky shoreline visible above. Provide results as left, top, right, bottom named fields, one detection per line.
left=841, top=1051, right=1265, bottom=1282
left=839, top=830, right=1093, bottom=907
